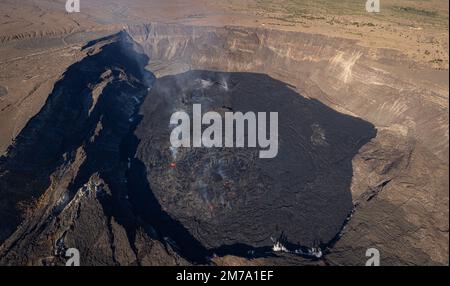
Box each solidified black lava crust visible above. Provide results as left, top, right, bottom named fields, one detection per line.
left=134, top=70, right=376, bottom=250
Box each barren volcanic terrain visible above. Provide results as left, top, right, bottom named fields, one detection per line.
left=0, top=0, right=448, bottom=266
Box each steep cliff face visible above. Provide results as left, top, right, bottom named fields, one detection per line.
left=0, top=23, right=447, bottom=266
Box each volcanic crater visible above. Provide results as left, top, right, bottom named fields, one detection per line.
left=0, top=23, right=447, bottom=266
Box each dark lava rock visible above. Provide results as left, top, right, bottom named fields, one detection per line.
left=134, top=70, right=376, bottom=251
